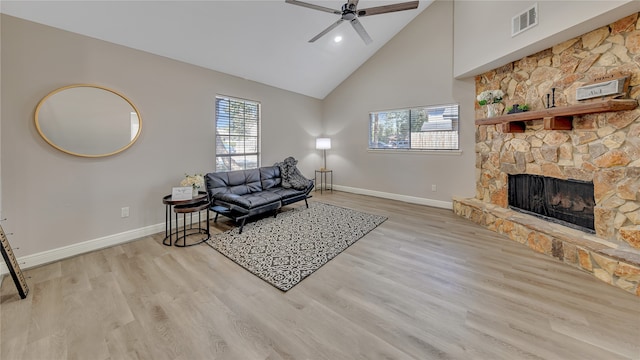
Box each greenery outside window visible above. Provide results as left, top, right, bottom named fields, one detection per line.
left=215, top=95, right=260, bottom=171
left=368, top=104, right=459, bottom=150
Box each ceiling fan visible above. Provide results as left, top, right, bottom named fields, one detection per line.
left=285, top=0, right=419, bottom=45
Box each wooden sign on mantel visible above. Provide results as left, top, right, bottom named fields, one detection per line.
left=576, top=72, right=630, bottom=101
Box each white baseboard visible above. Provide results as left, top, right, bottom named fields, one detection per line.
left=0, top=211, right=212, bottom=276
left=0, top=222, right=166, bottom=276
left=332, top=185, right=453, bottom=210
left=1, top=188, right=450, bottom=277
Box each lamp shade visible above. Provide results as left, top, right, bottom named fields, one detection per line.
left=316, top=138, right=331, bottom=150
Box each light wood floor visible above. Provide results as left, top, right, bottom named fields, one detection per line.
left=1, top=191, right=639, bottom=360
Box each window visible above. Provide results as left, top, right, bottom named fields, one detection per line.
left=368, top=103, right=459, bottom=151
left=215, top=96, right=260, bottom=171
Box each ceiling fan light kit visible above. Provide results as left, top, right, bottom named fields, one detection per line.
left=285, top=0, right=419, bottom=45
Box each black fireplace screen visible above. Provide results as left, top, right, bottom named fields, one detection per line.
left=508, top=174, right=595, bottom=232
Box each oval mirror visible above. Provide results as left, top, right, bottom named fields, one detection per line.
left=35, top=84, right=142, bottom=157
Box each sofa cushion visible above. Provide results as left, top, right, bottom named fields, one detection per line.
left=206, top=169, right=262, bottom=198
left=260, top=166, right=282, bottom=190
left=265, top=183, right=310, bottom=200
left=217, top=191, right=281, bottom=210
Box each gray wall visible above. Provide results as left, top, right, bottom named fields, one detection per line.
left=322, top=0, right=477, bottom=206
left=1, top=14, right=322, bottom=257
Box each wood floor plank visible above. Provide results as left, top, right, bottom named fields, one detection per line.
left=2, top=191, right=639, bottom=360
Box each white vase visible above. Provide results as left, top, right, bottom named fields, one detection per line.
left=486, top=103, right=500, bottom=118
left=192, top=187, right=199, bottom=197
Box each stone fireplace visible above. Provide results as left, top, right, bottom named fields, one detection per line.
left=454, top=13, right=640, bottom=296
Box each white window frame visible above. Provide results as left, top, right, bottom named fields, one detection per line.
left=368, top=103, right=459, bottom=151
left=215, top=95, right=261, bottom=171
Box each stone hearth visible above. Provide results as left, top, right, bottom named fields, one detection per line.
left=455, top=13, right=640, bottom=296
left=454, top=197, right=640, bottom=296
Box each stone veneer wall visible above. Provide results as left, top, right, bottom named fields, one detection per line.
left=454, top=13, right=640, bottom=296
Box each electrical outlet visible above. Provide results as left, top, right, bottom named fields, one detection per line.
left=431, top=184, right=437, bottom=192
left=121, top=207, right=129, bottom=218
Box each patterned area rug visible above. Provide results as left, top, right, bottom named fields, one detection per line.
left=206, top=202, right=387, bottom=291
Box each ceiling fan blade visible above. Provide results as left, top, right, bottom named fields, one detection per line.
left=285, top=0, right=341, bottom=15
left=357, top=1, right=419, bottom=17
left=309, top=19, right=344, bottom=43
left=350, top=18, right=372, bottom=45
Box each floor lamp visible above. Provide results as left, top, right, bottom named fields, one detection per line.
left=316, top=138, right=331, bottom=170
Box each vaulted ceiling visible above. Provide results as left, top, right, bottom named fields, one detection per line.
left=1, top=0, right=433, bottom=99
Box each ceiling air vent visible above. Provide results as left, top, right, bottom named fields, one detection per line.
left=512, top=3, right=538, bottom=37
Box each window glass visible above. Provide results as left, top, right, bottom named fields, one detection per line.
left=369, top=104, right=459, bottom=150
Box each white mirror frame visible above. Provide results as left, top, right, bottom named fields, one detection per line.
left=34, top=84, right=142, bottom=158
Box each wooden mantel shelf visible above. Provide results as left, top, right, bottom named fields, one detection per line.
left=475, top=99, right=638, bottom=133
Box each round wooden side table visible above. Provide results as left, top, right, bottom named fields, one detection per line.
left=162, top=192, right=209, bottom=246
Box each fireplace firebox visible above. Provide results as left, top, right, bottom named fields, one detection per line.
left=508, top=174, right=595, bottom=232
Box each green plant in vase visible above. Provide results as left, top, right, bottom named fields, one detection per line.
left=506, top=104, right=530, bottom=114
left=477, top=89, right=504, bottom=117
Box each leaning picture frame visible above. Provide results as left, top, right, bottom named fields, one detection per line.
left=0, top=224, right=29, bottom=299
left=172, top=186, right=193, bottom=201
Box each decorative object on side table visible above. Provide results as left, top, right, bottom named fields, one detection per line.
left=181, top=173, right=204, bottom=196
left=316, top=137, right=331, bottom=170
left=477, top=89, right=504, bottom=118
